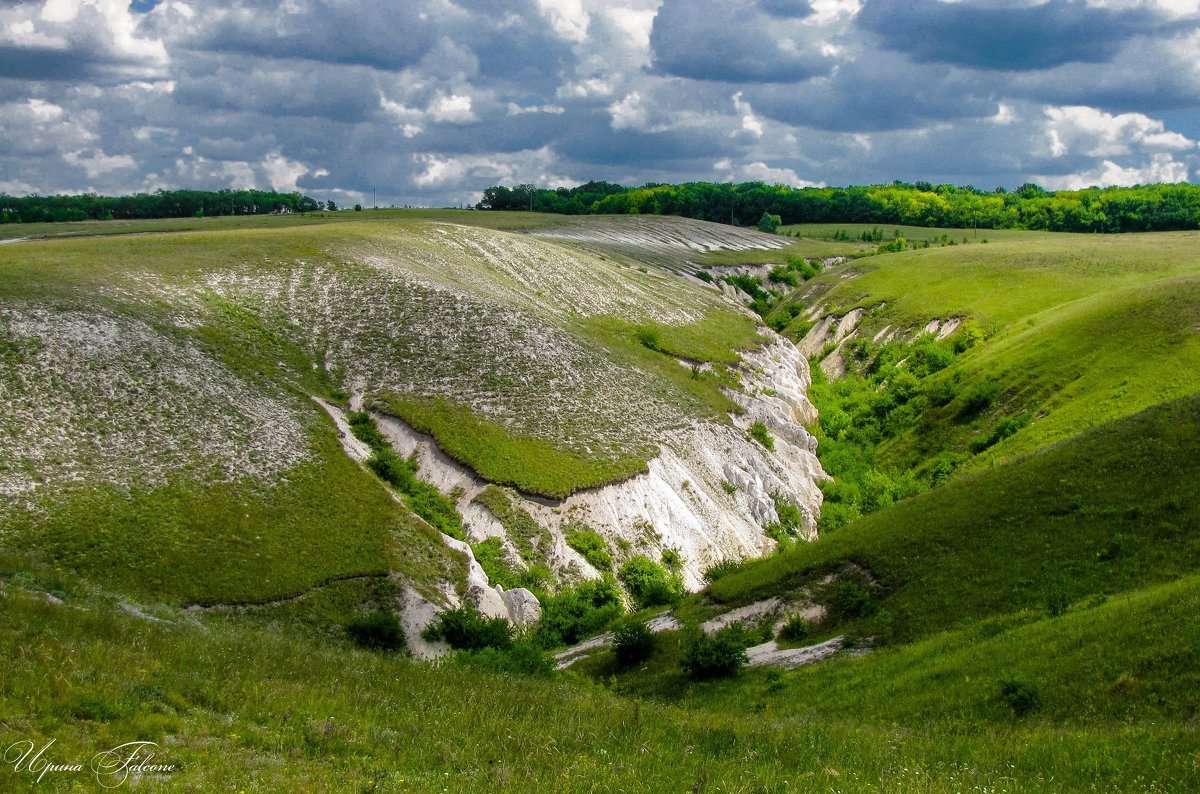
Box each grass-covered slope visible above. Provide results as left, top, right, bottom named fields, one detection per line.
left=2, top=573, right=1197, bottom=792
left=704, top=394, right=1200, bottom=641
left=0, top=213, right=762, bottom=608
left=780, top=228, right=1200, bottom=513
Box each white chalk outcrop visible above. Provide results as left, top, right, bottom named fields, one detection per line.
left=356, top=328, right=825, bottom=594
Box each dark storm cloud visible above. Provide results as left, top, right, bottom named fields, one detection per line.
left=173, top=57, right=385, bottom=123
left=557, top=115, right=732, bottom=166
left=749, top=51, right=997, bottom=132
left=186, top=1, right=437, bottom=72
left=858, top=0, right=1181, bottom=71
left=650, top=0, right=833, bottom=83
left=758, top=0, right=814, bottom=19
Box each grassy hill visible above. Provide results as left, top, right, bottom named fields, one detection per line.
left=0, top=213, right=762, bottom=611
left=2, top=213, right=1198, bottom=790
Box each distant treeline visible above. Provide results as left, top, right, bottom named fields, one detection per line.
left=477, top=180, right=1200, bottom=233
left=0, top=189, right=324, bottom=224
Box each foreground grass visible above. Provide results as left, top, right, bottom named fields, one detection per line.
left=600, top=574, right=1200, bottom=731
left=1, top=583, right=1196, bottom=792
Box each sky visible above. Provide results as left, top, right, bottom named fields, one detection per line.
left=2, top=0, right=1199, bottom=207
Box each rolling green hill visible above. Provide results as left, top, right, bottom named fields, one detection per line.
left=2, top=212, right=1198, bottom=791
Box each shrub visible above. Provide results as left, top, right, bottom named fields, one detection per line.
left=612, top=620, right=656, bottom=667
left=930, top=453, right=969, bottom=486
left=472, top=537, right=517, bottom=589
left=366, top=448, right=415, bottom=491
left=907, top=342, right=955, bottom=377
left=618, top=556, right=684, bottom=609
left=634, top=326, right=661, bottom=351
left=422, top=606, right=512, bottom=651
left=756, top=212, right=781, bottom=233
left=786, top=254, right=821, bottom=280
left=998, top=678, right=1041, bottom=717
left=952, top=321, right=985, bottom=353
left=567, top=528, right=613, bottom=570
left=702, top=559, right=744, bottom=583
left=346, top=612, right=406, bottom=652
left=720, top=480, right=738, bottom=495
left=823, top=578, right=877, bottom=622
left=970, top=414, right=1030, bottom=453
left=661, top=548, right=682, bottom=572
left=694, top=270, right=713, bottom=283
left=536, top=578, right=624, bottom=648
left=958, top=381, right=1001, bottom=417
left=747, top=421, right=774, bottom=450
left=925, top=377, right=958, bottom=407
left=768, top=266, right=798, bottom=287
left=353, top=412, right=465, bottom=539
left=777, top=614, right=810, bottom=642
left=347, top=411, right=388, bottom=450
left=765, top=492, right=805, bottom=545
left=680, top=624, right=752, bottom=679
left=457, top=640, right=555, bottom=678
left=404, top=479, right=464, bottom=539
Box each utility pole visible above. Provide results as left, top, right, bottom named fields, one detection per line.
left=372, top=187, right=376, bottom=210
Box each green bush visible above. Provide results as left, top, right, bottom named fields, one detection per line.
left=457, top=640, right=555, bottom=678
left=756, top=212, right=781, bottom=233
left=536, top=578, right=624, bottom=648
left=661, top=548, right=682, bottom=572
left=768, top=266, right=798, bottom=287
left=824, top=578, right=877, bottom=622
left=747, top=421, right=775, bottom=451
left=612, top=620, right=657, bottom=667
left=925, top=377, right=958, bottom=407
left=777, top=614, right=810, bottom=642
left=619, top=556, right=684, bottom=609
left=908, top=342, right=955, bottom=377
left=786, top=255, right=821, bottom=280
left=930, top=453, right=969, bottom=486
left=958, top=381, right=1001, bottom=417
left=998, top=678, right=1041, bottom=717
left=347, top=411, right=388, bottom=450
left=680, top=624, right=752, bottom=679
left=472, top=536, right=517, bottom=588
left=352, top=412, right=465, bottom=539
left=404, top=479, right=464, bottom=540
left=366, top=448, right=415, bottom=490
left=765, top=493, right=805, bottom=545
left=702, top=559, right=744, bottom=583
left=422, top=606, right=513, bottom=651
left=970, top=415, right=1030, bottom=453
left=567, top=528, right=613, bottom=570
left=952, top=321, right=985, bottom=353
left=634, top=326, right=661, bottom=351
left=346, top=612, right=406, bottom=652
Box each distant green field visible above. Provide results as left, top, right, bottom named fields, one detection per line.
left=783, top=222, right=1069, bottom=245
left=0, top=207, right=579, bottom=241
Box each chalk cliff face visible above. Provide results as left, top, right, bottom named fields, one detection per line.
left=362, top=327, right=824, bottom=597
